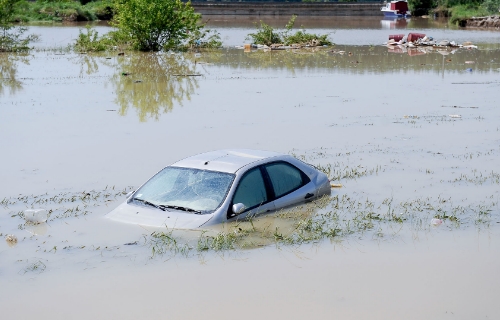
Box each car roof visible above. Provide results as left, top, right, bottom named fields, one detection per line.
left=171, top=149, right=284, bottom=174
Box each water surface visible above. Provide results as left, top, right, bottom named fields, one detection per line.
left=1, top=18, right=499, bottom=319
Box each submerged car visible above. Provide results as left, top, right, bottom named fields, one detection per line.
left=106, top=149, right=331, bottom=229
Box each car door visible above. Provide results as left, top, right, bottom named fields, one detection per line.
left=263, top=161, right=315, bottom=210
left=227, top=167, right=275, bottom=220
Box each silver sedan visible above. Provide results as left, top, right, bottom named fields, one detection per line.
left=106, top=149, right=331, bottom=229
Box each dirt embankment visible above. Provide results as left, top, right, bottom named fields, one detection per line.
left=466, top=15, right=500, bottom=28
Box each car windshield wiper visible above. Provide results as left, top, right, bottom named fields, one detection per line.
left=162, top=205, right=202, bottom=214
left=133, top=198, right=170, bottom=212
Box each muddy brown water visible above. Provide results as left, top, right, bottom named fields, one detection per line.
left=1, top=18, right=500, bottom=319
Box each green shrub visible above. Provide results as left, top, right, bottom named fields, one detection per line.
left=112, top=0, right=202, bottom=51
left=184, top=28, right=222, bottom=50
left=1, top=0, right=38, bottom=51
left=284, top=30, right=331, bottom=46
left=247, top=21, right=282, bottom=46
left=74, top=25, right=118, bottom=52
left=10, top=0, right=114, bottom=22
left=481, top=0, right=500, bottom=13
left=247, top=15, right=332, bottom=47
left=448, top=4, right=491, bottom=24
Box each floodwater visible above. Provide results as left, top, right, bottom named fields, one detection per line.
left=1, top=17, right=500, bottom=319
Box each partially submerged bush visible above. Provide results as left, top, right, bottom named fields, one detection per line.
left=0, top=0, right=38, bottom=52
left=247, top=20, right=282, bottom=46
left=74, top=24, right=221, bottom=52
left=247, top=15, right=332, bottom=47
left=184, top=28, right=222, bottom=50
left=74, top=25, right=118, bottom=52
left=112, top=0, right=203, bottom=51
left=284, top=29, right=331, bottom=47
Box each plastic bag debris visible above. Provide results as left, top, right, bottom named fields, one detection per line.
left=24, top=209, right=48, bottom=224
left=430, top=218, right=443, bottom=226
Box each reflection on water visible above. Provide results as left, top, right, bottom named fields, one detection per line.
left=202, top=15, right=500, bottom=46
left=204, top=15, right=449, bottom=30
left=69, top=52, right=202, bottom=121
left=74, top=54, right=101, bottom=76
left=380, top=17, right=410, bottom=30
left=3, top=45, right=498, bottom=122
left=0, top=53, right=28, bottom=96
left=1, top=23, right=500, bottom=320
left=216, top=46, right=500, bottom=75
left=112, top=53, right=200, bottom=121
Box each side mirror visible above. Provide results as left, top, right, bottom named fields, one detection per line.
left=125, top=191, right=135, bottom=199
left=232, top=203, right=246, bottom=215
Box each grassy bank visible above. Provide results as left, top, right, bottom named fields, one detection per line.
left=12, top=0, right=113, bottom=23
left=431, top=0, right=500, bottom=25
left=7, top=0, right=500, bottom=25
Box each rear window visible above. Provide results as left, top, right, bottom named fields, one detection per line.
left=265, top=162, right=307, bottom=198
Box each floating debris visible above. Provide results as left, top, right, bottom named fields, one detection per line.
left=236, top=40, right=328, bottom=52
left=384, top=33, right=478, bottom=56
left=430, top=218, right=443, bottom=226
left=449, top=114, right=462, bottom=118
left=5, top=234, right=17, bottom=246
left=24, top=209, right=48, bottom=224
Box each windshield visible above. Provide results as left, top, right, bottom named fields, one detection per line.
left=131, top=167, right=235, bottom=213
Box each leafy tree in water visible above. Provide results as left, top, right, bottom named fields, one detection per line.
left=0, top=0, right=38, bottom=52
left=112, top=0, right=202, bottom=51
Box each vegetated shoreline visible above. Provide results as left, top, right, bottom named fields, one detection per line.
left=11, top=0, right=113, bottom=23
left=10, top=1, right=500, bottom=29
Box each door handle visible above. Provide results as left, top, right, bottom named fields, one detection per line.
left=305, top=193, right=314, bottom=199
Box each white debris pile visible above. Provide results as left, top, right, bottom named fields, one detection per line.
left=384, top=33, right=478, bottom=50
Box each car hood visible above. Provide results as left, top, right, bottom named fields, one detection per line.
left=105, top=202, right=214, bottom=229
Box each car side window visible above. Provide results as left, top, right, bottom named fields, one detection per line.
left=232, top=168, right=267, bottom=211
left=265, top=162, right=307, bottom=198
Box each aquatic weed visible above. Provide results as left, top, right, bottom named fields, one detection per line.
left=20, top=260, right=46, bottom=275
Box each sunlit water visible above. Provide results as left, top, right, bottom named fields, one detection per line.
left=1, top=17, right=499, bottom=319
